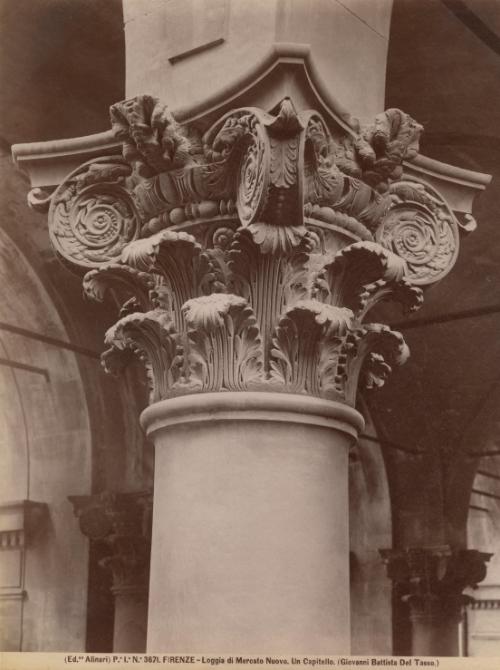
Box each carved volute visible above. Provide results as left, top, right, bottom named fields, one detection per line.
left=29, top=95, right=473, bottom=407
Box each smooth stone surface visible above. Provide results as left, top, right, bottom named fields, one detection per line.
left=123, top=0, right=393, bottom=122
left=411, top=616, right=460, bottom=657
left=0, top=227, right=91, bottom=651
left=112, top=588, right=148, bottom=653
left=142, top=392, right=363, bottom=654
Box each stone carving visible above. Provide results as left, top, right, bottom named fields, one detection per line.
left=86, top=223, right=415, bottom=404
left=28, top=186, right=56, bottom=212
left=120, top=229, right=223, bottom=333
left=39, top=96, right=463, bottom=284
left=380, top=546, right=492, bottom=620
left=354, top=109, right=423, bottom=191
left=47, top=157, right=139, bottom=269
left=34, top=94, right=475, bottom=408
left=228, top=229, right=310, bottom=367
left=377, top=179, right=459, bottom=285
left=103, top=310, right=183, bottom=403
left=312, top=241, right=423, bottom=320
left=69, top=491, right=152, bottom=593
left=110, top=95, right=193, bottom=177
left=344, top=325, right=409, bottom=403
left=183, top=294, right=264, bottom=391
left=269, top=301, right=353, bottom=398
left=83, top=264, right=155, bottom=315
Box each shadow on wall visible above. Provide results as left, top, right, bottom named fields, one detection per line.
left=0, top=227, right=92, bottom=651
left=349, top=401, right=392, bottom=655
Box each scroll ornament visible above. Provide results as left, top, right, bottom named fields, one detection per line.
left=31, top=95, right=472, bottom=406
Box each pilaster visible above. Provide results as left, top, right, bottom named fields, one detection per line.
left=0, top=501, right=47, bottom=650
left=69, top=491, right=152, bottom=653
left=380, top=546, right=492, bottom=656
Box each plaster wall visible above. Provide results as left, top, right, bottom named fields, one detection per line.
left=124, top=0, right=392, bottom=122
left=0, top=227, right=91, bottom=650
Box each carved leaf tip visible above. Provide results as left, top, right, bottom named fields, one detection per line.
left=103, top=309, right=183, bottom=401
left=183, top=294, right=264, bottom=392
left=121, top=230, right=200, bottom=271
left=247, top=222, right=308, bottom=255
left=314, top=241, right=414, bottom=318
left=267, top=98, right=303, bottom=136
left=351, top=325, right=410, bottom=395
left=287, top=299, right=354, bottom=332
left=82, top=264, right=154, bottom=312
left=183, top=294, right=254, bottom=331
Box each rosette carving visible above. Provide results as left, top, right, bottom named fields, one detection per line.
left=183, top=294, right=264, bottom=391
left=39, top=95, right=470, bottom=293
left=377, top=179, right=459, bottom=285
left=48, top=157, right=139, bottom=269
left=34, top=94, right=480, bottom=409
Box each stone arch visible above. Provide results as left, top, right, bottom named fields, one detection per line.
left=0, top=226, right=92, bottom=650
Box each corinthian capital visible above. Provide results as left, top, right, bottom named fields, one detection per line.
left=380, top=546, right=492, bottom=621
left=69, top=491, right=152, bottom=593
left=23, top=95, right=481, bottom=407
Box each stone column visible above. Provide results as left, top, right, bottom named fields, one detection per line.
left=17, top=87, right=481, bottom=652
left=0, top=501, right=47, bottom=650
left=381, top=546, right=492, bottom=656
left=143, top=392, right=361, bottom=652
left=70, top=492, right=152, bottom=653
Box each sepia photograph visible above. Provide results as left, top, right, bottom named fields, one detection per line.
left=0, top=0, right=499, bottom=667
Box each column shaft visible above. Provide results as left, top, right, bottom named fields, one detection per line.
left=143, top=393, right=363, bottom=654
left=411, top=615, right=460, bottom=657
left=112, top=587, right=148, bottom=653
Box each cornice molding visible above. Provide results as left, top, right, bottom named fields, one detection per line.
left=0, top=500, right=47, bottom=550
left=12, top=42, right=491, bottom=212
left=468, top=598, right=500, bottom=610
